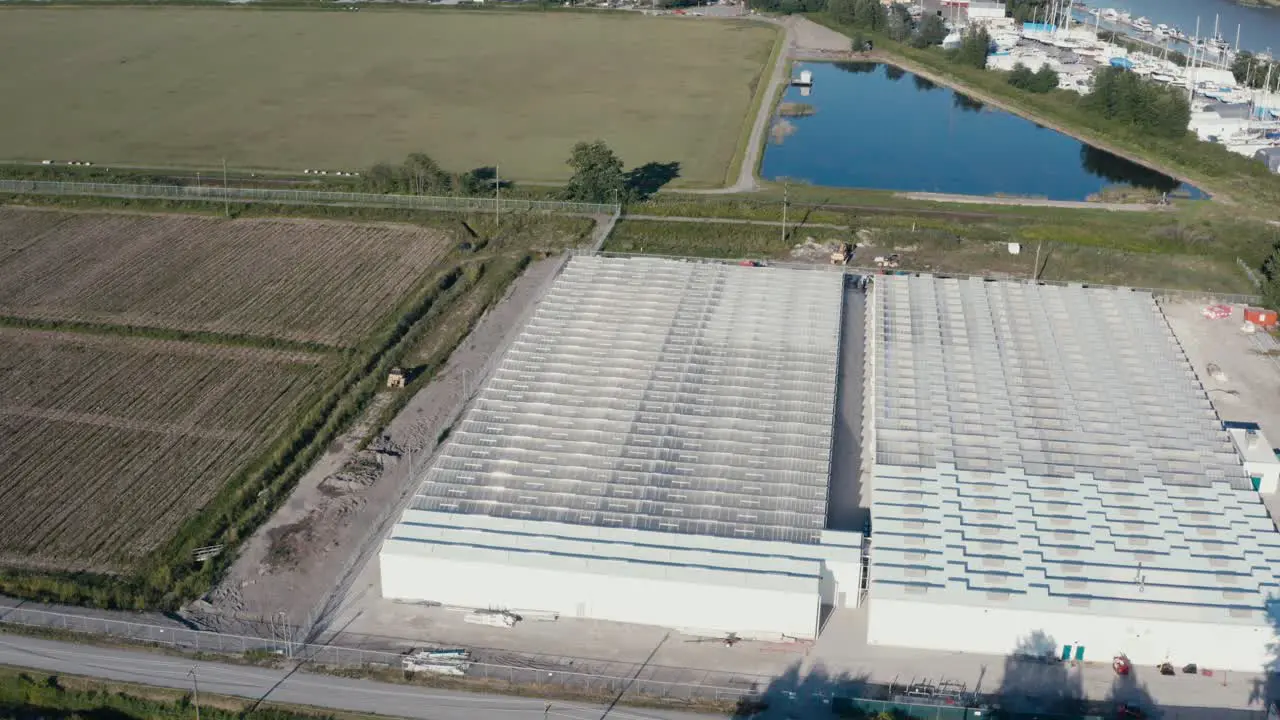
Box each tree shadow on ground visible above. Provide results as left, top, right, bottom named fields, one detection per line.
left=465, top=166, right=514, bottom=190
left=732, top=663, right=874, bottom=719
left=1249, top=596, right=1280, bottom=718
left=1108, top=663, right=1163, bottom=720
left=624, top=161, right=680, bottom=201
left=993, top=630, right=1087, bottom=718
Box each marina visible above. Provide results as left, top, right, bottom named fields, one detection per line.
left=946, top=0, right=1280, bottom=162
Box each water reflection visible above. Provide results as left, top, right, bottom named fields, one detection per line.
left=953, top=93, right=986, bottom=113
left=762, top=62, right=1202, bottom=200
left=1079, top=145, right=1180, bottom=194
left=912, top=74, right=940, bottom=92
left=833, top=61, right=878, bottom=75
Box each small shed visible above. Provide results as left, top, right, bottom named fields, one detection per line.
left=1225, top=422, right=1280, bottom=493
left=387, top=367, right=406, bottom=389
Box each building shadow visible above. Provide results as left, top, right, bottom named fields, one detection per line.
left=624, top=161, right=680, bottom=201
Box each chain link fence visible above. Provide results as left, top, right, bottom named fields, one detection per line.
left=0, top=604, right=769, bottom=704
left=0, top=604, right=1268, bottom=718
left=0, top=179, right=619, bottom=216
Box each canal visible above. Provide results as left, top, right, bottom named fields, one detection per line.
left=760, top=62, right=1204, bottom=201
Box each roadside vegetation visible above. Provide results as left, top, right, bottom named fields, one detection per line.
left=610, top=201, right=1269, bottom=295
left=0, top=668, right=371, bottom=720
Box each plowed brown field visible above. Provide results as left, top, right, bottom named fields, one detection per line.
left=0, top=328, right=332, bottom=572
left=0, top=208, right=449, bottom=347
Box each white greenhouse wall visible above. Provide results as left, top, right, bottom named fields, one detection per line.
left=867, top=598, right=1276, bottom=672
left=381, top=550, right=820, bottom=639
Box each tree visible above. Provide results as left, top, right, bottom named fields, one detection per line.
left=401, top=152, right=450, bottom=195
left=364, top=162, right=399, bottom=194
left=563, top=140, right=628, bottom=204
left=852, top=0, right=886, bottom=31
left=829, top=0, right=885, bottom=30
left=912, top=14, right=947, bottom=48
left=1080, top=66, right=1189, bottom=139
left=1031, top=65, right=1060, bottom=93
left=954, top=27, right=991, bottom=69
left=1009, top=63, right=1058, bottom=93
left=1007, top=0, right=1049, bottom=23
left=1262, top=246, right=1280, bottom=313
left=886, top=2, right=912, bottom=41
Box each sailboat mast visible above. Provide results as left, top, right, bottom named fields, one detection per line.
left=1188, top=16, right=1201, bottom=102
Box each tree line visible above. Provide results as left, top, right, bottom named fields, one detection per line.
left=361, top=142, right=680, bottom=205
left=1081, top=66, right=1191, bottom=139
left=1232, top=51, right=1280, bottom=93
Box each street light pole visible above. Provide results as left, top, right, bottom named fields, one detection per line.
left=221, top=158, right=230, bottom=218
left=187, top=667, right=200, bottom=720
left=495, top=164, right=500, bottom=231
left=780, top=183, right=789, bottom=246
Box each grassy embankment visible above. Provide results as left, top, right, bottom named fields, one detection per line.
left=613, top=193, right=1272, bottom=293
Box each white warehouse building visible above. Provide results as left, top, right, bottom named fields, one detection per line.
left=866, top=274, right=1280, bottom=672
left=380, top=256, right=863, bottom=640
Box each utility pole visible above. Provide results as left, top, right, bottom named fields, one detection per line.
left=1032, top=240, right=1043, bottom=281
left=187, top=667, right=200, bottom=720
left=494, top=164, right=500, bottom=231
left=221, top=158, right=230, bottom=218
left=780, top=183, right=789, bottom=246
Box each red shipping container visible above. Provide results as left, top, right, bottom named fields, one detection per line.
left=1244, top=307, right=1279, bottom=328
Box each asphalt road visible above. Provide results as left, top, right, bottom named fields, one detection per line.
left=0, top=634, right=722, bottom=720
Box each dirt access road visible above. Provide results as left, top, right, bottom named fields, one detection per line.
left=190, top=254, right=569, bottom=636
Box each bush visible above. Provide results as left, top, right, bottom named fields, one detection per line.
left=1008, top=63, right=1059, bottom=93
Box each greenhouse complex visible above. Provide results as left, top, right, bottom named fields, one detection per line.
left=380, top=257, right=1280, bottom=668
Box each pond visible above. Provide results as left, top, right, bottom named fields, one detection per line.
left=760, top=62, right=1204, bottom=201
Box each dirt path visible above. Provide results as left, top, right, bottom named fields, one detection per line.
left=680, top=18, right=795, bottom=195
left=625, top=213, right=847, bottom=228
left=190, top=255, right=569, bottom=637
left=895, top=192, right=1168, bottom=211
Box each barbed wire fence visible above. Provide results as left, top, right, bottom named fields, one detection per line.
left=0, top=179, right=619, bottom=216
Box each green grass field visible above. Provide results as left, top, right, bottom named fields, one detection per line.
left=0, top=8, right=776, bottom=185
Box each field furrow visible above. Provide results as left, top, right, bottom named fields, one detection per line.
left=0, top=329, right=330, bottom=571
left=0, top=209, right=448, bottom=346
